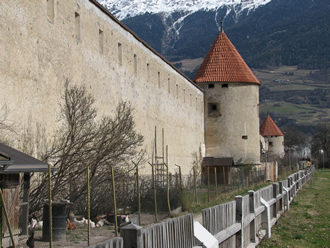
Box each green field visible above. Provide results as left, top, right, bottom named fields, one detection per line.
left=259, top=170, right=330, bottom=248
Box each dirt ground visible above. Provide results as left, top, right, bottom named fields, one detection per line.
left=17, top=213, right=170, bottom=248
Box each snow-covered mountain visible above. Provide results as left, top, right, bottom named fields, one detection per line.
left=97, top=0, right=329, bottom=72
left=98, top=0, right=272, bottom=22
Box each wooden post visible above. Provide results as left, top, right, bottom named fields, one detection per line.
left=165, top=163, right=171, bottom=214
left=133, top=162, right=141, bottom=226
left=0, top=189, right=16, bottom=248
left=207, top=166, right=210, bottom=203
left=87, top=166, right=91, bottom=242
left=248, top=190, right=256, bottom=243
left=149, top=162, right=158, bottom=223
left=175, top=164, right=183, bottom=210
left=48, top=163, right=53, bottom=248
left=235, top=195, right=244, bottom=247
left=215, top=167, right=218, bottom=198
left=193, top=166, right=197, bottom=203
left=111, top=166, right=118, bottom=236
left=21, top=173, right=30, bottom=235
left=223, top=166, right=226, bottom=193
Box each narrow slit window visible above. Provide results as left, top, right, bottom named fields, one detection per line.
left=176, top=84, right=179, bottom=99
left=147, top=63, right=150, bottom=81
left=99, top=29, right=103, bottom=53
left=222, top=84, right=228, bottom=88
left=168, top=78, right=170, bottom=93
left=118, top=43, right=122, bottom=65
left=75, top=12, right=80, bottom=40
left=134, top=54, right=137, bottom=73
left=47, top=0, right=54, bottom=22
left=158, top=72, right=160, bottom=88
left=190, top=94, right=192, bottom=106
left=208, top=84, right=214, bottom=88
left=183, top=89, right=186, bottom=103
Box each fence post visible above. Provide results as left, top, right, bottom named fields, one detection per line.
left=235, top=195, right=244, bottom=247
left=120, top=223, right=143, bottom=248
left=248, top=190, right=256, bottom=244
left=260, top=197, right=271, bottom=239
left=278, top=181, right=284, bottom=213
left=273, top=183, right=278, bottom=219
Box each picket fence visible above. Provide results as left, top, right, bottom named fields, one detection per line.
left=90, top=167, right=314, bottom=248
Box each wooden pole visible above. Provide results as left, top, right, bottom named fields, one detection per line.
left=165, top=163, right=171, bottom=214
left=175, top=164, right=183, bottom=209
left=215, top=167, right=218, bottom=198
left=207, top=166, right=210, bottom=203
left=0, top=189, right=16, bottom=248
left=149, top=162, right=158, bottom=222
left=193, top=166, right=197, bottom=203
left=223, top=166, right=226, bottom=193
left=132, top=162, right=141, bottom=226
left=48, top=163, right=53, bottom=248
left=111, top=166, right=118, bottom=236
left=87, top=166, right=91, bottom=243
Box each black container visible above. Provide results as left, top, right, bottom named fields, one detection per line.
left=42, top=202, right=69, bottom=241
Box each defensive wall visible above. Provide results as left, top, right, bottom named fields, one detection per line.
left=0, top=0, right=205, bottom=174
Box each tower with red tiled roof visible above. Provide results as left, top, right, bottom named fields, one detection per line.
left=260, top=115, right=285, bottom=158
left=193, top=24, right=261, bottom=166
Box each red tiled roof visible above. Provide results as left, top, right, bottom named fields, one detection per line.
left=193, top=31, right=260, bottom=85
left=260, top=115, right=284, bottom=136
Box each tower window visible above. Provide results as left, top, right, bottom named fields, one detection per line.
left=208, top=84, right=214, bottom=88
left=47, top=0, right=54, bottom=22
left=208, top=102, right=221, bottom=117
left=118, top=43, right=122, bottom=65
left=75, top=12, right=80, bottom=40
left=99, top=29, right=103, bottom=53
left=242, top=135, right=248, bottom=140
left=269, top=142, right=273, bottom=146
left=222, top=84, right=228, bottom=88
left=134, top=54, right=137, bottom=73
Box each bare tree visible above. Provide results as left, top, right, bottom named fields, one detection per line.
left=0, top=103, right=15, bottom=133
left=29, top=81, right=144, bottom=216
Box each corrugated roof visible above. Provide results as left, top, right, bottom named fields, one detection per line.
left=260, top=115, right=284, bottom=136
left=193, top=31, right=260, bottom=85
left=0, top=143, right=56, bottom=173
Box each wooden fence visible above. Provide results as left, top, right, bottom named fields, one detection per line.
left=202, top=167, right=314, bottom=247
left=92, top=167, right=313, bottom=248
left=120, top=214, right=194, bottom=248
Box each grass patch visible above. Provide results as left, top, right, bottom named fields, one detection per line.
left=259, top=170, right=330, bottom=248
left=183, top=182, right=273, bottom=213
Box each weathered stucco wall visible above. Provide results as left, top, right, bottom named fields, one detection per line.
left=199, top=82, right=260, bottom=165
left=0, top=0, right=204, bottom=174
